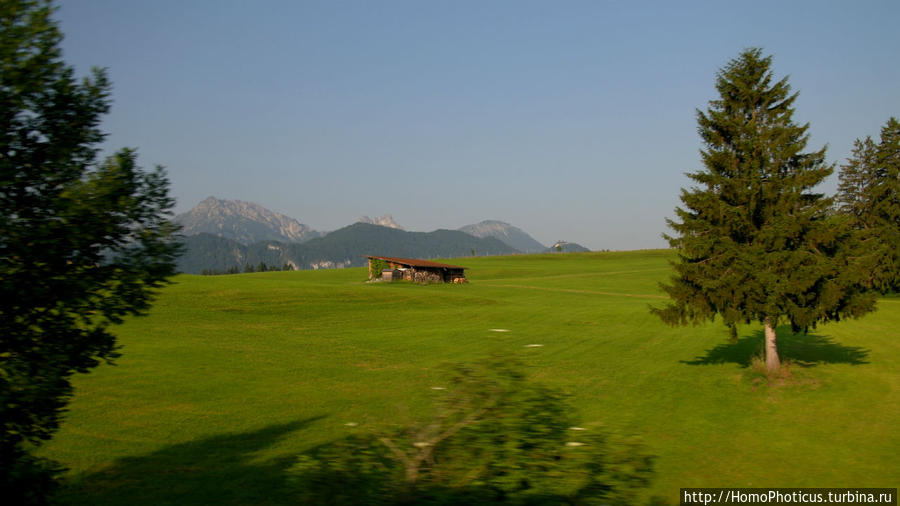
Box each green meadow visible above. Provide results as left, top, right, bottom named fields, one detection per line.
left=40, top=250, right=899, bottom=504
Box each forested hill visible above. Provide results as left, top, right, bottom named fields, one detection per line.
left=546, top=241, right=591, bottom=253
left=177, top=223, right=519, bottom=273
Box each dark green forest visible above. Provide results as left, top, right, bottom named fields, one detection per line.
left=178, top=222, right=519, bottom=274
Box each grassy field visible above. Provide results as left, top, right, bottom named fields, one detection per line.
left=39, top=250, right=899, bottom=504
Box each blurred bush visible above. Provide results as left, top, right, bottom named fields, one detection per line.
left=287, top=356, right=656, bottom=505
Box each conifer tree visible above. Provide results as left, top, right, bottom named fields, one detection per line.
left=653, top=49, right=877, bottom=372
left=837, top=137, right=879, bottom=219
left=837, top=117, right=900, bottom=292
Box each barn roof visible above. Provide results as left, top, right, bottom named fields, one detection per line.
left=365, top=255, right=467, bottom=270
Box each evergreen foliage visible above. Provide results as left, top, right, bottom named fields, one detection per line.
left=837, top=117, right=900, bottom=293
left=652, top=49, right=877, bottom=371
left=0, top=0, right=180, bottom=500
left=837, top=137, right=879, bottom=220
left=200, top=265, right=243, bottom=276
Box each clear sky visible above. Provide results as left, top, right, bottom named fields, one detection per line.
left=55, top=0, right=899, bottom=250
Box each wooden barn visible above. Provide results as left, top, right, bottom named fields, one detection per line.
left=365, top=255, right=468, bottom=283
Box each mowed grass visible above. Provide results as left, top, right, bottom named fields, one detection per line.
left=39, top=250, right=899, bottom=504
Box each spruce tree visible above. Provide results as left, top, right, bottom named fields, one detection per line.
left=837, top=117, right=900, bottom=293
left=652, top=49, right=877, bottom=372
left=837, top=137, right=879, bottom=220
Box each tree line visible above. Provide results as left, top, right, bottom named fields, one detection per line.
left=200, top=262, right=296, bottom=276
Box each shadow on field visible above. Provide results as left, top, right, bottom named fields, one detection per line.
left=682, top=328, right=870, bottom=367
left=57, top=416, right=325, bottom=506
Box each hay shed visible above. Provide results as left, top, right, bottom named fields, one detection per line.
left=365, top=255, right=468, bottom=283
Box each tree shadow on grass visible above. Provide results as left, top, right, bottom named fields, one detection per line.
left=681, top=328, right=870, bottom=367
left=56, top=416, right=325, bottom=506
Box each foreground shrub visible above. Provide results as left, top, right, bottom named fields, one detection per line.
left=288, top=356, right=655, bottom=504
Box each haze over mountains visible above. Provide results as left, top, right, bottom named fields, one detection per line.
left=173, top=197, right=589, bottom=273
left=459, top=220, right=547, bottom=254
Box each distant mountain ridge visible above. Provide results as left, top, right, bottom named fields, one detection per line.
left=177, top=223, right=518, bottom=274
left=458, top=220, right=546, bottom=253
left=174, top=197, right=320, bottom=245
left=174, top=198, right=574, bottom=274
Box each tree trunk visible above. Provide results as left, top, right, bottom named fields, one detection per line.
left=764, top=318, right=781, bottom=373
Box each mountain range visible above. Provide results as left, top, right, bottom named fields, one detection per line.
left=173, top=197, right=588, bottom=273
left=178, top=223, right=519, bottom=273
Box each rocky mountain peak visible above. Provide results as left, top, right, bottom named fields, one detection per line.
left=175, top=197, right=319, bottom=244
left=356, top=214, right=404, bottom=230
left=458, top=220, right=546, bottom=253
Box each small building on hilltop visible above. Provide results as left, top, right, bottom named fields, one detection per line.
left=365, top=255, right=468, bottom=283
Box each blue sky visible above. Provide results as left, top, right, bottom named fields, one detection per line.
left=56, top=0, right=899, bottom=250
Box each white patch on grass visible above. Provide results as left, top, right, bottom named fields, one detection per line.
left=565, top=442, right=585, bottom=447
left=431, top=387, right=446, bottom=390
left=490, top=329, right=509, bottom=332
left=344, top=422, right=358, bottom=427
left=569, top=427, right=585, bottom=431
left=524, top=344, right=543, bottom=348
